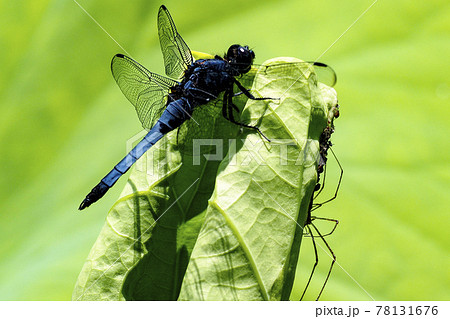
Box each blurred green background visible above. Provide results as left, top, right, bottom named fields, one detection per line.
left=0, top=0, right=448, bottom=300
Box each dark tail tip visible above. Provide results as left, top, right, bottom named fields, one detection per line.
left=78, top=199, right=90, bottom=210
left=79, top=201, right=87, bottom=211
left=78, top=182, right=109, bottom=211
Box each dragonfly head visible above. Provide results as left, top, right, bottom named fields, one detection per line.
left=226, top=44, right=255, bottom=75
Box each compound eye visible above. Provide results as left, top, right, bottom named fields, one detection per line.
left=226, top=44, right=240, bottom=60
left=241, top=46, right=255, bottom=59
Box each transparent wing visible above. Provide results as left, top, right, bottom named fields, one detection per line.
left=111, top=53, right=179, bottom=130
left=158, top=5, right=193, bottom=80
left=255, top=61, right=337, bottom=87
left=311, top=62, right=337, bottom=87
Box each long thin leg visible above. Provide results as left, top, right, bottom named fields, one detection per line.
left=300, top=224, right=318, bottom=301
left=222, top=90, right=230, bottom=120
left=311, top=222, right=336, bottom=301
left=231, top=101, right=240, bottom=113
left=222, top=88, right=271, bottom=141
left=233, top=79, right=278, bottom=101
left=222, top=89, right=240, bottom=124
left=310, top=216, right=339, bottom=237
left=312, top=147, right=343, bottom=211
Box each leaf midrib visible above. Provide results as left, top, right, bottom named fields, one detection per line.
left=211, top=201, right=270, bottom=301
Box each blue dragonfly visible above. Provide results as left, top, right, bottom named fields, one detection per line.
left=79, top=5, right=271, bottom=210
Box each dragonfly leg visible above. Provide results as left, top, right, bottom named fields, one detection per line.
left=221, top=89, right=242, bottom=123
left=222, top=88, right=270, bottom=141
left=231, top=101, right=240, bottom=113
left=233, top=79, right=278, bottom=101
left=222, top=90, right=231, bottom=120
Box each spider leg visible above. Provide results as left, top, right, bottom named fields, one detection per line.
left=300, top=224, right=318, bottom=301
left=310, top=222, right=336, bottom=301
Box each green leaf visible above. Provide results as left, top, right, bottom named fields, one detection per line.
left=73, top=57, right=337, bottom=300
left=3, top=0, right=447, bottom=302
left=178, top=58, right=337, bottom=300
left=72, top=61, right=257, bottom=301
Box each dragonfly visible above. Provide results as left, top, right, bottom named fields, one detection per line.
left=78, top=3, right=343, bottom=300
left=79, top=5, right=272, bottom=210
left=79, top=5, right=339, bottom=212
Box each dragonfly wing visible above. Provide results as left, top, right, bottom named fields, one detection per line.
left=256, top=61, right=337, bottom=87
left=158, top=5, right=193, bottom=80
left=311, top=62, right=337, bottom=87
left=111, top=53, right=179, bottom=130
